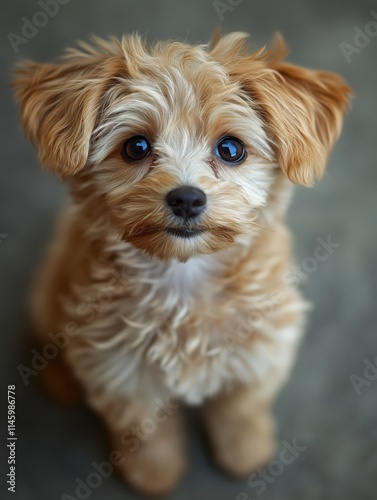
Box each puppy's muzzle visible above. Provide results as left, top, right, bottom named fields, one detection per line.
left=166, top=186, right=207, bottom=220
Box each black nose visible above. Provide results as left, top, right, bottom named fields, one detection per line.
left=166, top=186, right=207, bottom=219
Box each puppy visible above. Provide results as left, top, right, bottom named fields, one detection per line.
left=13, top=32, right=350, bottom=495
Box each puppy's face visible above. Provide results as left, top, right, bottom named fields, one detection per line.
left=89, top=41, right=276, bottom=262
left=13, top=33, right=351, bottom=262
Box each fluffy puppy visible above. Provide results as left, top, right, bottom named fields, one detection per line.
left=13, top=32, right=350, bottom=495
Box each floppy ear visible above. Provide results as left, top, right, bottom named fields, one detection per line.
left=12, top=45, right=125, bottom=178
left=211, top=33, right=352, bottom=186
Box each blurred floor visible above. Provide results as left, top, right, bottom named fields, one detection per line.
left=1, top=1, right=377, bottom=499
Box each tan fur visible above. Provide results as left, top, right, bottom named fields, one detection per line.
left=13, top=32, right=351, bottom=495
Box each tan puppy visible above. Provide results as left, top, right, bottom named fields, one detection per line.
left=13, top=32, right=350, bottom=495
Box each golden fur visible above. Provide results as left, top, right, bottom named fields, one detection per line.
left=13, top=32, right=351, bottom=494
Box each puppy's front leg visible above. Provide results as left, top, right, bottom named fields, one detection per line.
left=92, top=395, right=187, bottom=495
left=202, top=384, right=277, bottom=477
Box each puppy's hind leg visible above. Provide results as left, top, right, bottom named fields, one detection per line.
left=30, top=208, right=83, bottom=406
left=39, top=354, right=83, bottom=406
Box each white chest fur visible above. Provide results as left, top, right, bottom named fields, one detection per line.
left=66, top=244, right=304, bottom=406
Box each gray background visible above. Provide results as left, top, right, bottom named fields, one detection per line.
left=1, top=0, right=376, bottom=499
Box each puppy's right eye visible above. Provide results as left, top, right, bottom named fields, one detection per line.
left=121, top=136, right=151, bottom=162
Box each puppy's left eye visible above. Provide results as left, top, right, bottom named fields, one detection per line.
left=121, top=135, right=151, bottom=162
left=215, top=137, right=246, bottom=164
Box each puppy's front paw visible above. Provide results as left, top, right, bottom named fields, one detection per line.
left=111, top=423, right=187, bottom=495
left=205, top=410, right=277, bottom=477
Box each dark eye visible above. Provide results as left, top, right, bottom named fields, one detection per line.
left=215, top=136, right=246, bottom=164
left=121, top=135, right=151, bottom=161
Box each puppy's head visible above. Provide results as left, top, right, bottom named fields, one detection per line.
left=13, top=32, right=351, bottom=262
